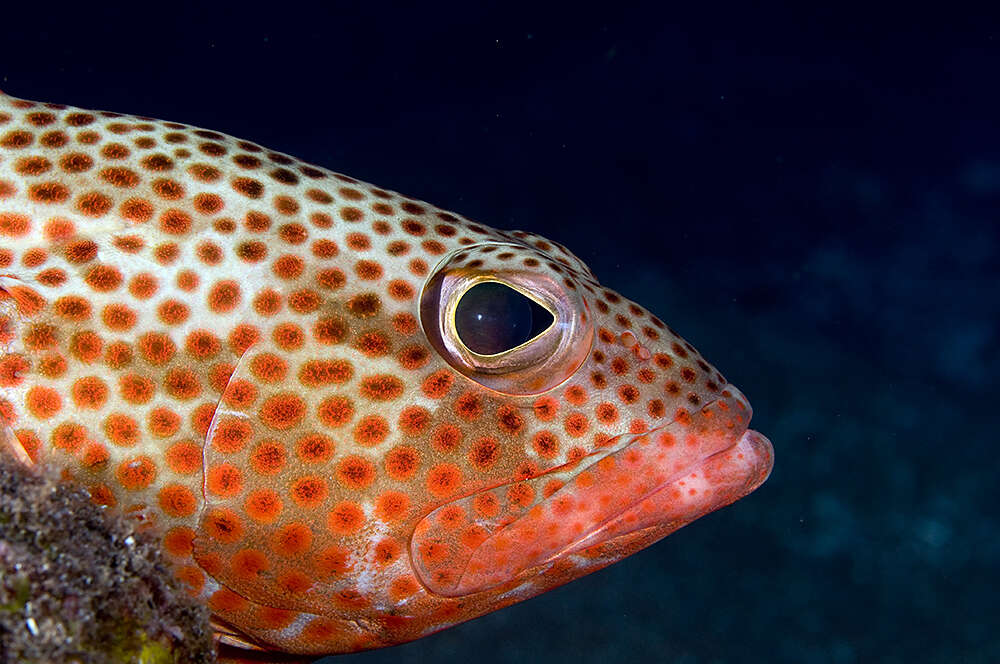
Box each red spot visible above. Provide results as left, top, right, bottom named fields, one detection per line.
left=353, top=414, right=389, bottom=446
left=327, top=502, right=365, bottom=535
left=376, top=491, right=410, bottom=522
left=272, top=522, right=313, bottom=556
left=104, top=413, right=140, bottom=447
left=291, top=476, right=329, bottom=509
left=317, top=395, right=354, bottom=428
left=426, top=463, right=462, bottom=498
left=258, top=394, right=306, bottom=430
left=166, top=440, right=202, bottom=474
left=295, top=433, right=335, bottom=464
left=336, top=455, right=375, bottom=490
left=148, top=407, right=181, bottom=438
left=249, top=440, right=287, bottom=475
left=158, top=484, right=197, bottom=517
left=204, top=508, right=245, bottom=544
left=207, top=280, right=241, bottom=313
left=245, top=489, right=283, bottom=523
left=116, top=455, right=156, bottom=490
left=385, top=445, right=420, bottom=481
left=469, top=436, right=501, bottom=471
left=207, top=463, right=244, bottom=497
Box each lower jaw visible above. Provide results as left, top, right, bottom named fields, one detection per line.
left=562, top=427, right=774, bottom=559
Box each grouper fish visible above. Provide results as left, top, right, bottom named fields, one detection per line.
left=0, top=91, right=774, bottom=658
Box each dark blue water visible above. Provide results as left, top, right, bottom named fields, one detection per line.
left=3, top=4, right=997, bottom=662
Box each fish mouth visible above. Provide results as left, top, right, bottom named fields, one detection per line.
left=411, top=398, right=774, bottom=598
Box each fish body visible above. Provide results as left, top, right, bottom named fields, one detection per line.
left=0, top=92, right=773, bottom=656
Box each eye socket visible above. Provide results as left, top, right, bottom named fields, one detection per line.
left=454, top=282, right=554, bottom=355
left=419, top=243, right=594, bottom=395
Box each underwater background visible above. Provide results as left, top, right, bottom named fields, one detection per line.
left=1, top=3, right=996, bottom=662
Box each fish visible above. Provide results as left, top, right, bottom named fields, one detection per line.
left=0, top=90, right=774, bottom=658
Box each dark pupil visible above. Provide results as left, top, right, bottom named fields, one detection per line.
left=454, top=282, right=554, bottom=355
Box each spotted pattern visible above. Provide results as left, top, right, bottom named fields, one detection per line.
left=0, top=92, right=773, bottom=656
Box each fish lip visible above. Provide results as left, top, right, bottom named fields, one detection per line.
left=546, top=412, right=771, bottom=560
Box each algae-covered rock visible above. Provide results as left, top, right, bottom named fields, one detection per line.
left=0, top=455, right=215, bottom=663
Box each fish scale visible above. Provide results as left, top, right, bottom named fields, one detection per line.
left=0, top=91, right=773, bottom=658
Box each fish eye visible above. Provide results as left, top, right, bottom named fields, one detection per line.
left=454, top=282, right=554, bottom=355
left=419, top=242, right=594, bottom=395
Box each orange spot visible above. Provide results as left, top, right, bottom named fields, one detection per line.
left=163, top=526, right=196, bottom=557
left=533, top=396, right=559, bottom=421
left=532, top=430, right=559, bottom=459
left=116, top=455, right=156, bottom=490
left=359, top=374, right=404, bottom=401
left=207, top=280, right=241, bottom=313
left=313, top=315, right=347, bottom=344
left=51, top=421, right=88, bottom=453
left=376, top=491, right=410, bottom=522
left=373, top=537, right=402, bottom=565
left=157, top=299, right=190, bottom=325
left=209, top=587, right=249, bottom=613
left=336, top=455, right=375, bottom=490
left=317, top=395, right=354, bottom=428
left=147, top=407, right=181, bottom=438
left=385, top=445, right=420, bottom=481
left=102, top=304, right=137, bottom=331
left=298, top=359, right=352, bottom=387
left=176, top=566, right=205, bottom=595
left=244, top=489, right=283, bottom=523
left=389, top=576, right=420, bottom=601
left=69, top=331, right=103, bottom=364
left=564, top=412, right=590, bottom=438
left=473, top=492, right=500, bottom=518
left=455, top=392, right=482, bottom=420
left=138, top=332, right=176, bottom=365
left=431, top=424, right=463, bottom=453
left=165, top=440, right=202, bottom=474
left=301, top=618, right=345, bottom=644
left=207, top=463, right=244, bottom=497
left=469, top=436, right=501, bottom=471
left=327, top=501, right=365, bottom=535
left=353, top=414, right=389, bottom=447
left=222, top=379, right=257, bottom=408
left=104, top=413, right=140, bottom=447
left=506, top=482, right=535, bottom=508
left=0, top=355, right=28, bottom=387
left=314, top=545, right=351, bottom=577
left=271, top=522, right=313, bottom=556
left=257, top=606, right=297, bottom=630
left=228, top=324, right=260, bottom=354
left=164, top=367, right=201, bottom=400
left=291, top=475, right=329, bottom=509
left=0, top=212, right=30, bottom=237
left=158, top=484, right=197, bottom=517
left=258, top=393, right=306, bottom=430
left=249, top=440, right=286, bottom=475
left=23, top=323, right=58, bottom=352
left=426, top=463, right=462, bottom=498
left=204, top=508, right=245, bottom=544
left=249, top=352, right=288, bottom=383
left=211, top=417, right=253, bottom=454
left=231, top=549, right=269, bottom=580
left=272, top=322, right=304, bottom=350
left=294, top=433, right=334, bottom=464
left=25, top=386, right=61, bottom=419
left=119, top=373, right=155, bottom=404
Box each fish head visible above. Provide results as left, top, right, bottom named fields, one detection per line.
left=0, top=92, right=772, bottom=654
